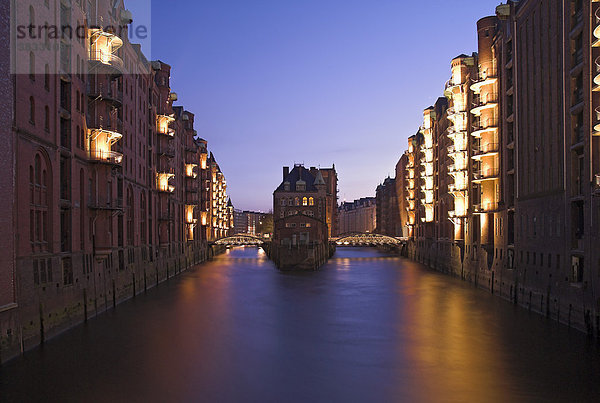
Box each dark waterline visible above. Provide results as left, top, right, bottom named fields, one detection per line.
left=1, top=247, right=599, bottom=402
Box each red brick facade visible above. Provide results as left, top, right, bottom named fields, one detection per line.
left=0, top=0, right=233, bottom=362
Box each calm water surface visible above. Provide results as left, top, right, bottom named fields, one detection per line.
left=1, top=247, right=599, bottom=402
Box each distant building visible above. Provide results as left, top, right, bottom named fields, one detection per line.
left=234, top=210, right=272, bottom=236
left=338, top=198, right=376, bottom=234
left=234, top=209, right=248, bottom=234
left=375, top=177, right=400, bottom=236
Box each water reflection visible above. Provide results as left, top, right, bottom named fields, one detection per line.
left=1, top=247, right=599, bottom=402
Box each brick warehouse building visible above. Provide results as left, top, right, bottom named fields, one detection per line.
left=271, top=164, right=336, bottom=270
left=377, top=0, right=600, bottom=333
left=0, top=0, right=233, bottom=362
left=338, top=197, right=376, bottom=235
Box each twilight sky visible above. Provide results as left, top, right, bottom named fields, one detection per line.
left=129, top=0, right=502, bottom=211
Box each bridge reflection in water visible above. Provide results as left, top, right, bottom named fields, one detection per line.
left=1, top=247, right=599, bottom=402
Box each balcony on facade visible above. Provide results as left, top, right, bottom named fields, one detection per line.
left=88, top=28, right=124, bottom=76
left=470, top=69, right=498, bottom=93
left=87, top=129, right=123, bottom=165
left=158, top=142, right=176, bottom=158
left=471, top=92, right=498, bottom=116
left=88, top=196, right=123, bottom=211
left=593, top=7, right=600, bottom=47
left=157, top=114, right=176, bottom=137
left=448, top=163, right=468, bottom=174
left=473, top=167, right=500, bottom=183
left=594, top=107, right=600, bottom=135
left=472, top=142, right=499, bottom=160
left=87, top=80, right=123, bottom=107
left=472, top=118, right=499, bottom=138
left=448, top=183, right=468, bottom=194
left=185, top=163, right=198, bottom=178
left=444, top=78, right=463, bottom=96
left=185, top=205, right=198, bottom=225
left=448, top=144, right=468, bottom=158
left=473, top=202, right=500, bottom=214
left=448, top=210, right=468, bottom=219
left=157, top=172, right=175, bottom=193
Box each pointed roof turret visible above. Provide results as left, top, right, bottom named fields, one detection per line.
left=314, top=170, right=326, bottom=186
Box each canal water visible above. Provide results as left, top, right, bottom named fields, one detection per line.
left=1, top=247, right=600, bottom=402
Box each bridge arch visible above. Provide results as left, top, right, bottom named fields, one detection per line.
left=212, top=234, right=266, bottom=246
left=331, top=233, right=406, bottom=246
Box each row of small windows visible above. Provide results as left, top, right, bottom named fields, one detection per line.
left=285, top=223, right=312, bottom=228
left=280, top=197, right=314, bottom=207
left=280, top=210, right=315, bottom=218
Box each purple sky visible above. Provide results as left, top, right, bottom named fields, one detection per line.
left=129, top=0, right=503, bottom=211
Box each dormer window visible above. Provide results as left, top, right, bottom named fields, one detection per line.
left=296, top=179, right=306, bottom=191
left=284, top=181, right=290, bottom=191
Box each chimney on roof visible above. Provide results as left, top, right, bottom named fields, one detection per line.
left=283, top=166, right=289, bottom=180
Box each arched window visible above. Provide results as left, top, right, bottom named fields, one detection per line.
left=29, top=97, right=35, bottom=124
left=294, top=197, right=299, bottom=206
left=309, top=197, right=314, bottom=206
left=76, top=125, right=80, bottom=148
left=44, top=106, right=50, bottom=131
left=30, top=152, right=50, bottom=252
left=280, top=198, right=286, bottom=206
left=80, top=127, right=86, bottom=150
left=44, top=64, right=49, bottom=90
left=126, top=187, right=134, bottom=245
left=302, top=197, right=308, bottom=206
left=140, top=191, right=147, bottom=244
left=29, top=52, right=35, bottom=80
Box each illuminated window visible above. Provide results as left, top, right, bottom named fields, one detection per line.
left=309, top=197, right=314, bottom=206
left=302, top=197, right=308, bottom=206
left=295, top=197, right=299, bottom=206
